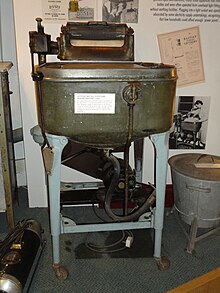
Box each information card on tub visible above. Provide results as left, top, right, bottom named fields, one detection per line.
left=74, top=93, right=115, bottom=114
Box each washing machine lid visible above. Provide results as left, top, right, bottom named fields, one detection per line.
left=37, top=62, right=177, bottom=81
left=168, top=153, right=220, bottom=181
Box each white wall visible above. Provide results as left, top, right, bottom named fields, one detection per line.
left=13, top=0, right=220, bottom=207
left=0, top=0, right=26, bottom=187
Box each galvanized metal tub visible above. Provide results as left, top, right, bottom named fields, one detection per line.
left=169, top=153, right=220, bottom=228
left=35, top=62, right=177, bottom=148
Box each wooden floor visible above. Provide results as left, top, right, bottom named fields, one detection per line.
left=168, top=268, right=220, bottom=292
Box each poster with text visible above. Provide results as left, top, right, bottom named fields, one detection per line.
left=158, top=27, right=205, bottom=87
left=42, top=0, right=96, bottom=23
left=42, top=0, right=67, bottom=23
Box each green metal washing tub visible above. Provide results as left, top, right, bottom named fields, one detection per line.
left=35, top=62, right=177, bottom=148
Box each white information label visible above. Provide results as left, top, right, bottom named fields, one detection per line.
left=74, top=93, right=115, bottom=114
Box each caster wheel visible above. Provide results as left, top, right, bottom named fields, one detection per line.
left=154, top=256, right=170, bottom=271
left=53, top=264, right=69, bottom=280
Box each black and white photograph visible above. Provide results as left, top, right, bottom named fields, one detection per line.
left=169, top=96, right=211, bottom=149
left=102, top=0, right=139, bottom=23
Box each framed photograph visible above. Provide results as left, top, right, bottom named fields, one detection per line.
left=169, top=96, right=210, bottom=149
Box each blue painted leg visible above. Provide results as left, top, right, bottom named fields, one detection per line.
left=46, top=133, right=68, bottom=279
left=151, top=131, right=170, bottom=270
left=31, top=126, right=69, bottom=278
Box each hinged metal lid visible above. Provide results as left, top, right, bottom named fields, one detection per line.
left=38, top=62, right=177, bottom=81
left=168, top=153, right=220, bottom=181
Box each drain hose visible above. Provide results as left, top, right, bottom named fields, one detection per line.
left=104, top=155, right=156, bottom=222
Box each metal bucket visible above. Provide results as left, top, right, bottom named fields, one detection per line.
left=35, top=62, right=177, bottom=148
left=168, top=154, right=220, bottom=228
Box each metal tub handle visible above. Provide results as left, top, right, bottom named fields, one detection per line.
left=185, top=184, right=211, bottom=193
left=194, top=154, right=220, bottom=169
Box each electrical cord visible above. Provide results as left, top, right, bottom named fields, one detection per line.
left=85, top=230, right=134, bottom=254
left=92, top=202, right=110, bottom=223
left=88, top=194, right=135, bottom=254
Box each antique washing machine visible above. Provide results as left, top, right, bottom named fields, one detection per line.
left=29, top=18, right=177, bottom=279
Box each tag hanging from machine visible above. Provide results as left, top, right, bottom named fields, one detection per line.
left=42, top=147, right=54, bottom=175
